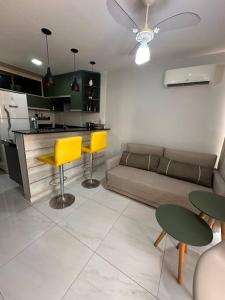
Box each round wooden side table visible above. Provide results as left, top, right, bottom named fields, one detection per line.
left=189, top=190, right=225, bottom=241
left=154, top=204, right=213, bottom=285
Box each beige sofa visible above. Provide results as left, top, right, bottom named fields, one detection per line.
left=104, top=143, right=225, bottom=212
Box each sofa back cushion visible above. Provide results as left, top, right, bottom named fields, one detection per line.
left=126, top=143, right=164, bottom=156
left=157, top=157, right=213, bottom=187
left=164, top=148, right=217, bottom=168
left=120, top=151, right=160, bottom=172
left=217, top=138, right=225, bottom=181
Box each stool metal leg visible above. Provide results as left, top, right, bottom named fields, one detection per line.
left=50, top=165, right=75, bottom=209
left=82, top=153, right=100, bottom=189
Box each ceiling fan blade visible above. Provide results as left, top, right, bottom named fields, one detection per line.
left=154, top=12, right=201, bottom=33
left=107, top=0, right=141, bottom=31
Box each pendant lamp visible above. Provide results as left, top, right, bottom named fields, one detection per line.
left=41, top=28, right=54, bottom=86
left=70, top=48, right=79, bottom=92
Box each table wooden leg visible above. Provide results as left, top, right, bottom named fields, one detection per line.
left=221, top=222, right=225, bottom=241
left=208, top=218, right=215, bottom=229
left=178, top=243, right=186, bottom=285
left=154, top=230, right=166, bottom=247
left=184, top=244, right=187, bottom=253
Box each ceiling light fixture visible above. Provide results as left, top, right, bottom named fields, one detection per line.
left=135, top=3, right=152, bottom=65
left=135, top=42, right=151, bottom=65
left=31, top=58, right=43, bottom=66
left=70, top=48, right=79, bottom=92
left=41, top=28, right=54, bottom=86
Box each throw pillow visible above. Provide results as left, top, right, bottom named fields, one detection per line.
left=157, top=157, right=213, bottom=187
left=120, top=151, right=160, bottom=172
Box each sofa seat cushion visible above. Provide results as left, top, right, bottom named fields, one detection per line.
left=106, top=165, right=212, bottom=211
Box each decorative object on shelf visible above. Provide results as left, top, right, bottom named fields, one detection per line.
left=41, top=28, right=54, bottom=86
left=70, top=48, right=80, bottom=92
left=107, top=0, right=201, bottom=65
left=88, top=61, right=96, bottom=87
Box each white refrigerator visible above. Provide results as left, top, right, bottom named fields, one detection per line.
left=0, top=90, right=30, bottom=171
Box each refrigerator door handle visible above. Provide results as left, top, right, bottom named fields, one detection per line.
left=9, top=105, right=19, bottom=108
left=3, top=105, right=12, bottom=138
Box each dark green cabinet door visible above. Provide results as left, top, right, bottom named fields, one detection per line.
left=70, top=72, right=83, bottom=111
left=43, top=73, right=74, bottom=97
left=52, top=99, right=64, bottom=112
left=27, top=94, right=52, bottom=110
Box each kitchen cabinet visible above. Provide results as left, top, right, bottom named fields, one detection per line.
left=43, top=72, right=73, bottom=97
left=27, top=94, right=52, bottom=110
left=0, top=70, right=42, bottom=96
left=75, top=71, right=101, bottom=112
left=52, top=98, right=65, bottom=112
left=43, top=70, right=101, bottom=112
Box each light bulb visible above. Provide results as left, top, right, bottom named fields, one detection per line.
left=135, top=43, right=150, bottom=65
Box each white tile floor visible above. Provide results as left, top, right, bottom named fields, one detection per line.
left=0, top=167, right=221, bottom=300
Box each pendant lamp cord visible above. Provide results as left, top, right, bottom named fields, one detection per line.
left=74, top=54, right=76, bottom=72
left=45, top=35, right=50, bottom=67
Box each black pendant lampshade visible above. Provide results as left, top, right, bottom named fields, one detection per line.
left=71, top=48, right=79, bottom=92
left=41, top=28, right=54, bottom=86
left=88, top=61, right=96, bottom=87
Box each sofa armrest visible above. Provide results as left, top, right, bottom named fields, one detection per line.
left=213, top=170, right=225, bottom=196
left=105, top=154, right=121, bottom=171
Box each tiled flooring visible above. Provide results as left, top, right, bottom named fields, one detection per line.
left=0, top=167, right=221, bottom=300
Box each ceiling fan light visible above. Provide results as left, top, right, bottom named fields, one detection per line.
left=135, top=43, right=150, bottom=65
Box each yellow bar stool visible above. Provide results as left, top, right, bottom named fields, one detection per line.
left=37, top=136, right=82, bottom=209
left=82, top=131, right=107, bottom=189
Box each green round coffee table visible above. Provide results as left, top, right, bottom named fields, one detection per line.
left=154, top=204, right=213, bottom=285
left=189, top=190, right=225, bottom=241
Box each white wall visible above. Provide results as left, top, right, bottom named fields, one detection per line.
left=106, top=62, right=225, bottom=158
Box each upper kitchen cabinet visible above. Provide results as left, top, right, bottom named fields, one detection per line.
left=43, top=70, right=101, bottom=112
left=27, top=94, right=52, bottom=110
left=81, top=71, right=101, bottom=112
left=0, top=70, right=42, bottom=96
left=43, top=72, right=73, bottom=97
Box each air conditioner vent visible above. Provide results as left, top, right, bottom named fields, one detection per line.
left=167, top=81, right=210, bottom=87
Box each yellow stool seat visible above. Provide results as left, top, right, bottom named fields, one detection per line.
left=82, top=131, right=107, bottom=189
left=37, top=136, right=82, bottom=167
left=37, top=136, right=82, bottom=209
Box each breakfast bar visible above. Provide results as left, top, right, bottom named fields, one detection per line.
left=14, top=128, right=109, bottom=202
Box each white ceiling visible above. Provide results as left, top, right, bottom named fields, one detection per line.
left=0, top=0, right=225, bottom=75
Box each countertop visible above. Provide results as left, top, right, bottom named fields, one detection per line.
left=13, top=127, right=110, bottom=135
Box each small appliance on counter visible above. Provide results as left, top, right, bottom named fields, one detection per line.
left=85, top=122, right=95, bottom=130
left=85, top=122, right=105, bottom=130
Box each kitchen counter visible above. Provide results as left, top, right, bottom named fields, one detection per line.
left=13, top=127, right=110, bottom=134
left=14, top=129, right=109, bottom=202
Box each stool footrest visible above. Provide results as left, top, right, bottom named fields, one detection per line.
left=49, top=176, right=67, bottom=186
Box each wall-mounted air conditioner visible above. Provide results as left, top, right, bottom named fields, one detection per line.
left=164, top=65, right=222, bottom=87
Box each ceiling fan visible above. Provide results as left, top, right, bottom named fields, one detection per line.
left=107, top=0, right=201, bottom=65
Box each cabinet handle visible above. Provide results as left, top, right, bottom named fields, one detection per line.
left=9, top=105, right=19, bottom=108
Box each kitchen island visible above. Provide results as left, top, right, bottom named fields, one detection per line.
left=14, top=128, right=109, bottom=202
